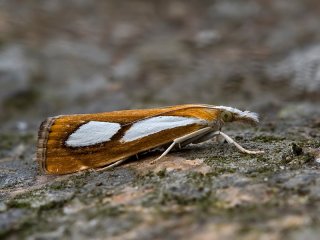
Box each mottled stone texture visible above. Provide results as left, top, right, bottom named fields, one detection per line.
left=0, top=1, right=320, bottom=239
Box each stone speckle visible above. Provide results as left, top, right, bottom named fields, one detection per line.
left=1, top=0, right=320, bottom=239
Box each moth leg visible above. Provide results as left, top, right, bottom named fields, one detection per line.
left=95, top=158, right=129, bottom=171
left=153, top=127, right=212, bottom=162
left=192, top=130, right=263, bottom=155
left=219, top=131, right=264, bottom=154
left=185, top=130, right=220, bottom=145
left=176, top=131, right=214, bottom=148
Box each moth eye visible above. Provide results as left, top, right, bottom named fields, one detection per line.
left=221, top=111, right=233, bottom=122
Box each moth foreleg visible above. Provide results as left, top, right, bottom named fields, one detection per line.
left=187, top=130, right=220, bottom=144
left=219, top=131, right=264, bottom=154
left=154, top=127, right=212, bottom=162
left=176, top=130, right=216, bottom=148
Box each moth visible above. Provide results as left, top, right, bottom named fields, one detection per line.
left=37, top=104, right=264, bottom=174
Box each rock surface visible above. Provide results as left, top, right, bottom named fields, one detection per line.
left=0, top=1, right=320, bottom=239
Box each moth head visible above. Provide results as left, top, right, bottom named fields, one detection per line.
left=214, top=106, right=259, bottom=126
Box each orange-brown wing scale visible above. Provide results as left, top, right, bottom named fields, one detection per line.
left=37, top=104, right=221, bottom=174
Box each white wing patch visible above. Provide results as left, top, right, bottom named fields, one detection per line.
left=66, top=121, right=121, bottom=147
left=121, top=116, right=205, bottom=142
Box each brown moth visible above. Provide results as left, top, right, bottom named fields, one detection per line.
left=37, top=104, right=263, bottom=174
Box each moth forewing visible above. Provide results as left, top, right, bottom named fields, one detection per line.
left=37, top=105, right=219, bottom=174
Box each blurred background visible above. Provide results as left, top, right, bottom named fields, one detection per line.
left=1, top=2, right=320, bottom=239
left=0, top=0, right=320, bottom=132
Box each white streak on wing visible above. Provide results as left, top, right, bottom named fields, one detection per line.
left=122, top=116, right=205, bottom=142
left=66, top=121, right=121, bottom=147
